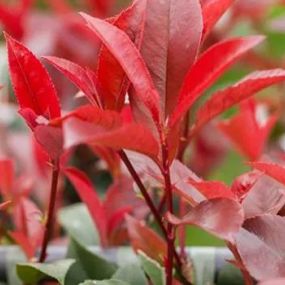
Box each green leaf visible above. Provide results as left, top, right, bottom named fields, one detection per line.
left=138, top=251, right=165, bottom=285
left=115, top=247, right=137, bottom=267
left=217, top=263, right=244, bottom=285
left=17, top=259, right=75, bottom=285
left=112, top=263, right=147, bottom=285
left=65, top=238, right=117, bottom=285
left=58, top=203, right=99, bottom=246
left=79, top=280, right=129, bottom=285
left=191, top=248, right=216, bottom=285
left=6, top=247, right=26, bottom=285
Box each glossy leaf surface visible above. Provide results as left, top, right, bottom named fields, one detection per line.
left=250, top=162, right=285, bottom=186
left=44, top=56, right=100, bottom=106
left=62, top=106, right=159, bottom=157
left=5, top=33, right=61, bottom=125
left=167, top=198, right=244, bottom=242
left=141, top=0, right=203, bottom=116
left=202, top=0, right=234, bottom=38
left=242, top=175, right=285, bottom=219
left=171, top=36, right=264, bottom=126
left=126, top=215, right=167, bottom=263
left=80, top=13, right=160, bottom=124
left=96, top=0, right=147, bottom=110
left=218, top=99, right=277, bottom=160
left=192, top=69, right=285, bottom=133
left=236, top=215, right=285, bottom=281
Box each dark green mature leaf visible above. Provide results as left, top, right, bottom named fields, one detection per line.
left=112, top=264, right=147, bottom=285
left=65, top=238, right=117, bottom=285
left=138, top=251, right=165, bottom=285
left=217, top=263, right=244, bottom=285
left=17, top=259, right=75, bottom=285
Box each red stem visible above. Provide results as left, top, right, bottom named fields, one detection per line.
left=178, top=199, right=187, bottom=258
left=118, top=150, right=183, bottom=270
left=227, top=242, right=254, bottom=285
left=178, top=111, right=190, bottom=258
left=38, top=159, right=60, bottom=263
left=161, top=139, right=174, bottom=285
left=157, top=193, right=166, bottom=214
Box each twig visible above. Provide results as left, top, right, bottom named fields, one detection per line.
left=38, top=159, right=60, bottom=263
left=161, top=139, right=174, bottom=285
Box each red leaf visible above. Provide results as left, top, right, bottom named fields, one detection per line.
left=259, top=279, right=285, bottom=285
left=141, top=0, right=203, bottom=116
left=218, top=99, right=277, bottom=160
left=80, top=12, right=161, bottom=125
left=166, top=198, right=244, bottom=242
left=96, top=0, right=147, bottom=110
left=170, top=36, right=264, bottom=126
left=241, top=175, right=285, bottom=219
left=192, top=69, right=285, bottom=133
left=0, top=201, right=11, bottom=210
left=202, top=0, right=234, bottom=38
left=103, top=176, right=148, bottom=245
left=90, top=146, right=121, bottom=177
left=32, top=137, right=50, bottom=179
left=87, top=0, right=114, bottom=16
left=18, top=108, right=38, bottom=129
left=12, top=197, right=43, bottom=258
left=0, top=0, right=33, bottom=39
left=231, top=171, right=261, bottom=201
left=63, top=167, right=108, bottom=247
left=188, top=178, right=235, bottom=200
left=63, top=105, right=122, bottom=129
left=10, top=232, right=35, bottom=259
left=236, top=215, right=285, bottom=281
left=126, top=215, right=167, bottom=263
left=250, top=162, right=285, bottom=186
left=126, top=152, right=205, bottom=205
left=5, top=33, right=61, bottom=127
left=107, top=207, right=133, bottom=245
left=43, top=56, right=100, bottom=106
left=62, top=106, right=159, bottom=157
left=0, top=159, right=14, bottom=198
left=104, top=177, right=148, bottom=225
left=188, top=124, right=228, bottom=176
left=34, top=125, right=63, bottom=160
left=170, top=160, right=206, bottom=205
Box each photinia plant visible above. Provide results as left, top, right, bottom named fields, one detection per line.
left=5, top=32, right=63, bottom=263
left=3, top=0, right=285, bottom=284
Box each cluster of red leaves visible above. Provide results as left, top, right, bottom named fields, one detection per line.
left=0, top=159, right=43, bottom=259
left=4, top=0, right=285, bottom=284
